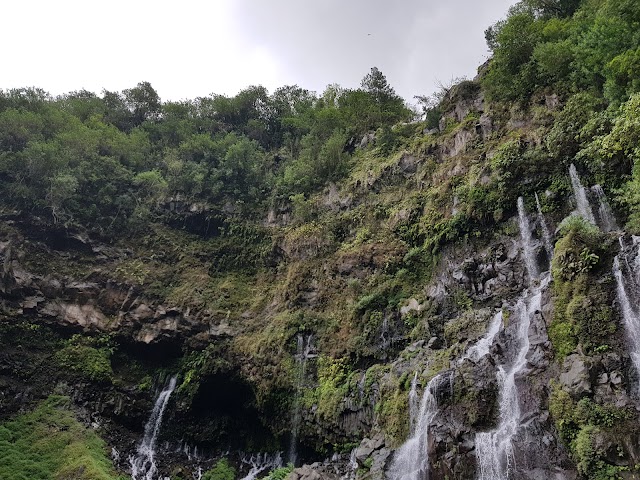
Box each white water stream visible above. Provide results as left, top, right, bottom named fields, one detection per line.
left=535, top=192, right=554, bottom=259
left=239, top=452, right=283, bottom=480
left=592, top=185, right=618, bottom=233
left=388, top=372, right=453, bottom=480
left=463, top=311, right=503, bottom=363
left=569, top=164, right=596, bottom=224
left=517, top=197, right=539, bottom=280
left=408, top=372, right=420, bottom=432
left=130, top=376, right=178, bottom=480
left=474, top=199, right=549, bottom=479
left=288, top=334, right=315, bottom=466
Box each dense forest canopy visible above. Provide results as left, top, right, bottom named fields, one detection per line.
left=0, top=69, right=410, bottom=237
left=0, top=0, right=638, bottom=258
left=1, top=0, right=639, bottom=241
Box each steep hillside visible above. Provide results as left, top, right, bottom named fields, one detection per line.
left=2, top=1, right=640, bottom=479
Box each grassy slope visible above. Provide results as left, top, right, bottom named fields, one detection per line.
left=0, top=396, right=124, bottom=480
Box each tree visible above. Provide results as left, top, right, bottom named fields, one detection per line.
left=361, top=67, right=398, bottom=106
left=123, top=81, right=161, bottom=126
left=359, top=67, right=411, bottom=130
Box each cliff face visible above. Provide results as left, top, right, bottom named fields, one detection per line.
left=2, top=78, right=640, bottom=480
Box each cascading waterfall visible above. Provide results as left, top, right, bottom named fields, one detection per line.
left=592, top=185, right=618, bottom=232
left=535, top=192, right=554, bottom=259
left=517, top=197, right=539, bottom=280
left=584, top=180, right=640, bottom=393
left=475, top=200, right=549, bottom=479
left=408, top=372, right=420, bottom=432
left=569, top=164, right=596, bottom=224
left=613, top=255, right=640, bottom=393
left=390, top=289, right=507, bottom=479
left=288, top=334, right=315, bottom=466
left=463, top=311, right=503, bottom=363
left=130, top=376, right=178, bottom=480
left=388, top=372, right=453, bottom=480
left=475, top=276, right=550, bottom=480
left=239, top=452, right=283, bottom=480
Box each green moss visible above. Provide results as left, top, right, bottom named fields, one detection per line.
left=549, top=217, right=616, bottom=360
left=0, top=396, right=124, bottom=480
left=376, top=385, right=410, bottom=447
left=55, top=335, right=114, bottom=383
left=303, top=356, right=353, bottom=422
left=549, top=383, right=632, bottom=480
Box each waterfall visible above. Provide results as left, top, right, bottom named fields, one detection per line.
left=388, top=372, right=453, bottom=480
left=569, top=164, right=596, bottom=224
left=380, top=315, right=390, bottom=352
left=130, top=376, right=178, bottom=480
left=592, top=185, right=619, bottom=232
left=463, top=311, right=503, bottom=363
left=535, top=192, right=554, bottom=259
left=240, top=452, right=283, bottom=480
left=408, top=373, right=419, bottom=432
left=589, top=184, right=640, bottom=393
left=613, top=256, right=640, bottom=390
left=613, top=243, right=640, bottom=395
left=517, top=197, right=539, bottom=280
left=288, top=334, right=315, bottom=466
left=474, top=196, right=550, bottom=479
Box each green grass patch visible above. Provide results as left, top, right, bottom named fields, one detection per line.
left=0, top=396, right=124, bottom=480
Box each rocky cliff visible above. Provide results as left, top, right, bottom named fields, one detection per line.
left=2, top=75, right=640, bottom=480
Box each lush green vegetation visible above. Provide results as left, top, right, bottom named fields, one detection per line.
left=550, top=384, right=633, bottom=479
left=55, top=334, right=115, bottom=383
left=201, top=459, right=236, bottom=480
left=549, top=216, right=616, bottom=359
left=2, top=0, right=640, bottom=477
left=0, top=68, right=410, bottom=238
left=0, top=396, right=123, bottom=480
left=482, top=0, right=640, bottom=105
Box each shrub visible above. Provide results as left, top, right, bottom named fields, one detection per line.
left=202, top=459, right=236, bottom=480
left=55, top=335, right=114, bottom=382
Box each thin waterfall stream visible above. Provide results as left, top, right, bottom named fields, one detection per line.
left=535, top=192, right=554, bottom=259
left=239, top=453, right=283, bottom=480
left=474, top=198, right=549, bottom=479
left=571, top=170, right=640, bottom=394
left=130, top=376, right=178, bottom=480
left=517, top=197, right=539, bottom=280
left=408, top=372, right=419, bottom=432
left=388, top=372, right=453, bottom=480
left=463, top=311, right=503, bottom=363
left=592, top=185, right=618, bottom=233
left=569, top=164, right=596, bottom=224
left=288, top=334, right=315, bottom=466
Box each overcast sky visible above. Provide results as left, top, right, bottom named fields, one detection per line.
left=2, top=0, right=515, bottom=103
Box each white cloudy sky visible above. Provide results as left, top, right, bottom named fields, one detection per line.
left=2, top=0, right=515, bottom=103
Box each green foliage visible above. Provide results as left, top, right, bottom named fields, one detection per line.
left=0, top=396, right=124, bottom=480
left=0, top=66, right=412, bottom=236
left=546, top=93, right=606, bottom=161
left=55, top=335, right=114, bottom=382
left=550, top=216, right=615, bottom=358
left=304, top=356, right=353, bottom=421
left=202, top=459, right=236, bottom=480
left=376, top=382, right=410, bottom=446
left=549, top=384, right=631, bottom=479
left=482, top=0, right=640, bottom=103
left=264, top=464, right=294, bottom=480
